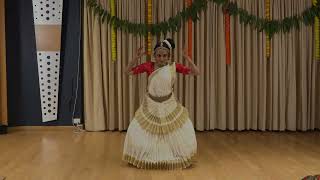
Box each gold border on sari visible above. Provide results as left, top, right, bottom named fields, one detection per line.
left=122, top=152, right=196, bottom=170
left=134, top=99, right=189, bottom=135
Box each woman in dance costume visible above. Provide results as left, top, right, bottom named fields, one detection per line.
left=123, top=38, right=199, bottom=170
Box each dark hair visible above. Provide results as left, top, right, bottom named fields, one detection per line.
left=154, top=38, right=175, bottom=51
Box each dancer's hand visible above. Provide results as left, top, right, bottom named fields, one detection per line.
left=135, top=46, right=147, bottom=60
left=181, top=48, right=200, bottom=76
left=182, top=48, right=192, bottom=62
left=125, top=47, right=146, bottom=75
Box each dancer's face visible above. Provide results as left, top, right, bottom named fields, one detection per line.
left=154, top=48, right=170, bottom=66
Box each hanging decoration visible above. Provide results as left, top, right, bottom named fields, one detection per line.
left=187, top=0, right=193, bottom=58
left=146, top=0, right=152, bottom=59
left=265, top=0, right=271, bottom=59
left=88, top=0, right=320, bottom=37
left=32, top=0, right=64, bottom=122
left=223, top=4, right=231, bottom=65
left=314, top=0, right=320, bottom=60
left=111, top=0, right=117, bottom=61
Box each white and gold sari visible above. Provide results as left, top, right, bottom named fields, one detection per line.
left=123, top=63, right=197, bottom=170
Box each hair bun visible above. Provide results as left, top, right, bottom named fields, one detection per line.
left=165, top=38, right=175, bottom=49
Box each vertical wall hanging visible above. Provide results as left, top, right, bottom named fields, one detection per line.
left=32, top=0, right=63, bottom=122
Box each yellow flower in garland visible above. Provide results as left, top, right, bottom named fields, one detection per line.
left=111, top=0, right=117, bottom=62
left=314, top=0, right=320, bottom=60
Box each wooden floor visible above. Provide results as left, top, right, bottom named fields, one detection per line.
left=1, top=127, right=320, bottom=180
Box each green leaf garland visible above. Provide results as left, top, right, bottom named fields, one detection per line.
left=87, top=0, right=320, bottom=38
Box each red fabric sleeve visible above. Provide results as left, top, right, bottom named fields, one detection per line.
left=176, top=63, right=191, bottom=75
left=131, top=61, right=154, bottom=75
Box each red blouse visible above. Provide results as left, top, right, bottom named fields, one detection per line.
left=131, top=61, right=191, bottom=76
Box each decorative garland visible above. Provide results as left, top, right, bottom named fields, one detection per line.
left=88, top=0, right=320, bottom=38
left=146, top=0, right=152, bottom=59
left=314, top=0, right=320, bottom=60
left=265, top=0, right=271, bottom=59
left=187, top=0, right=193, bottom=58
left=110, top=0, right=117, bottom=61
left=223, top=5, right=231, bottom=65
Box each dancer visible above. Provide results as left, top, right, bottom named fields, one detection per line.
left=123, top=38, right=199, bottom=170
